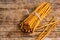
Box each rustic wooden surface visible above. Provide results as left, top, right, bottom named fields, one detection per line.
left=0, top=0, right=60, bottom=40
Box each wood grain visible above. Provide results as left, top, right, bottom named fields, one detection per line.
left=0, top=0, right=60, bottom=40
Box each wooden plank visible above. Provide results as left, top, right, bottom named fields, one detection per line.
left=0, top=0, right=60, bottom=40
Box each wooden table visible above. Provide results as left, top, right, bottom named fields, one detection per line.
left=0, top=0, right=60, bottom=40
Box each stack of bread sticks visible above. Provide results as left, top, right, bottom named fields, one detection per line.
left=20, top=2, right=51, bottom=33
